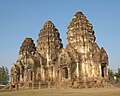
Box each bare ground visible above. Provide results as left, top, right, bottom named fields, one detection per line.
left=0, top=88, right=120, bottom=96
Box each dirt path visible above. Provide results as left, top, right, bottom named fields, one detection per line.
left=0, top=88, right=120, bottom=96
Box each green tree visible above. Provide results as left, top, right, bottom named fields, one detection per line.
left=0, top=67, right=3, bottom=84
left=117, top=68, right=120, bottom=77
left=0, top=66, right=9, bottom=85
left=4, top=67, right=9, bottom=84
left=108, top=68, right=114, bottom=80
left=116, top=68, right=120, bottom=82
left=0, top=66, right=4, bottom=84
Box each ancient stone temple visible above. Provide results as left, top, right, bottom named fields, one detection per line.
left=11, top=11, right=108, bottom=89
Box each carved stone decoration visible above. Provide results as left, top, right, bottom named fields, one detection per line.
left=19, top=38, right=36, bottom=55
left=37, top=20, right=63, bottom=58
left=11, top=11, right=109, bottom=89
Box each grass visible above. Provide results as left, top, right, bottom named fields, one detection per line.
left=0, top=88, right=120, bottom=96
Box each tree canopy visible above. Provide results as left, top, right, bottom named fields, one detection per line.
left=0, top=66, right=9, bottom=85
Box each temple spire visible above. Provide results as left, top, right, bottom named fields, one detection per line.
left=67, top=11, right=96, bottom=45
left=37, top=20, right=63, bottom=57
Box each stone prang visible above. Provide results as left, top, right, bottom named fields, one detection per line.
left=11, top=11, right=108, bottom=89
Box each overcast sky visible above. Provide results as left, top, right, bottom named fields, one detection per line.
left=0, top=0, right=120, bottom=72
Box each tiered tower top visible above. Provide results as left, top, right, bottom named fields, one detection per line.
left=19, top=38, right=36, bottom=55
left=67, top=12, right=96, bottom=45
left=37, top=20, right=63, bottom=57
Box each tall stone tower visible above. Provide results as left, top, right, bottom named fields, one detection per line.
left=37, top=20, right=63, bottom=81
left=66, top=12, right=108, bottom=80
left=37, top=20, right=63, bottom=58
left=11, top=38, right=41, bottom=88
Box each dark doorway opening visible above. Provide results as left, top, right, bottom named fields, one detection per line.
left=31, top=71, right=32, bottom=81
left=64, top=67, right=68, bottom=78
left=101, top=63, right=106, bottom=78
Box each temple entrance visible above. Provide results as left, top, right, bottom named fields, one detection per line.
left=30, top=71, right=32, bottom=81
left=64, top=67, right=68, bottom=78
left=101, top=63, right=106, bottom=78
left=60, top=66, right=68, bottom=79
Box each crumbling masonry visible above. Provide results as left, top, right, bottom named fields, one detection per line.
left=11, top=12, right=108, bottom=89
